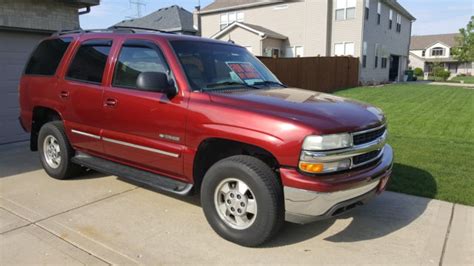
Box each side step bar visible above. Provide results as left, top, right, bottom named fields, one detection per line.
left=72, top=152, right=193, bottom=195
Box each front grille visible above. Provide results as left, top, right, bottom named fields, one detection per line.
left=353, top=126, right=386, bottom=145
left=352, top=150, right=381, bottom=165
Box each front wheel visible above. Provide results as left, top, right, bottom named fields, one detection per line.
left=201, top=155, right=284, bottom=247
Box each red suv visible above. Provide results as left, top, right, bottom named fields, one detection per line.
left=19, top=28, right=393, bottom=247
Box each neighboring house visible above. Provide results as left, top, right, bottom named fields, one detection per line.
left=197, top=0, right=415, bottom=84
left=0, top=0, right=99, bottom=144
left=114, top=5, right=197, bottom=35
left=409, top=33, right=473, bottom=75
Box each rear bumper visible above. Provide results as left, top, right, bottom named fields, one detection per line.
left=283, top=144, right=393, bottom=224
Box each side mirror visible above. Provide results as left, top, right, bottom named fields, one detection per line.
left=136, top=72, right=177, bottom=98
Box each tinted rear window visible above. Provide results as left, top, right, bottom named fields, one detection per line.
left=66, top=40, right=112, bottom=84
left=24, top=38, right=72, bottom=76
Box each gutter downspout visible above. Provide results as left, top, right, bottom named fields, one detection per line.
left=78, top=6, right=91, bottom=15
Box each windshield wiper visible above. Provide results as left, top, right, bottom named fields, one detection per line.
left=205, top=81, right=259, bottom=90
left=253, top=80, right=287, bottom=87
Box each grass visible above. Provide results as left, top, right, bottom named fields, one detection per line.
left=334, top=84, right=474, bottom=205
left=451, top=76, right=474, bottom=84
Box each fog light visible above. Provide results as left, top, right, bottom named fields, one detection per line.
left=299, top=159, right=351, bottom=174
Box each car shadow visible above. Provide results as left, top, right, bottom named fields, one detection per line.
left=263, top=163, right=436, bottom=247
left=0, top=142, right=43, bottom=178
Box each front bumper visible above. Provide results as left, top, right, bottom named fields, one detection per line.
left=283, top=144, right=393, bottom=224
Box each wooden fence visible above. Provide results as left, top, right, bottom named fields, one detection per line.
left=258, top=56, right=359, bottom=93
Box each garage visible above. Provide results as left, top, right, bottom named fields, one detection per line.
left=0, top=30, right=49, bottom=144
left=0, top=0, right=99, bottom=144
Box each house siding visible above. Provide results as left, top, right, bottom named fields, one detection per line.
left=330, top=0, right=364, bottom=57
left=200, top=0, right=330, bottom=57
left=217, top=27, right=264, bottom=55
left=361, top=0, right=412, bottom=84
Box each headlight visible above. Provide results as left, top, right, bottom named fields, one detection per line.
left=302, top=133, right=351, bottom=151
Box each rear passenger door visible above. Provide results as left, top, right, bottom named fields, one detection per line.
left=60, top=39, right=113, bottom=155
left=101, top=39, right=188, bottom=179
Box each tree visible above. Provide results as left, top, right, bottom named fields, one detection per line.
left=452, top=16, right=474, bottom=63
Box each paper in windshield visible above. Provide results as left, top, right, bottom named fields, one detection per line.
left=226, top=62, right=263, bottom=82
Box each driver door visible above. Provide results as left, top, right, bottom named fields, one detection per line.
left=101, top=39, right=187, bottom=178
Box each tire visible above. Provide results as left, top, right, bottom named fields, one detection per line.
left=201, top=155, right=284, bottom=247
left=38, top=121, right=83, bottom=179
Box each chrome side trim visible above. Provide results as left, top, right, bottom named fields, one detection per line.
left=102, top=137, right=180, bottom=158
left=71, top=129, right=101, bottom=140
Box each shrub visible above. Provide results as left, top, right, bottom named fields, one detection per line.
left=433, top=66, right=451, bottom=81
left=414, top=67, right=423, bottom=76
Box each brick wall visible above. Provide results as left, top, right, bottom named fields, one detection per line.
left=0, top=0, right=83, bottom=32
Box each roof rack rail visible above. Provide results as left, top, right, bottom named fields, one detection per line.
left=108, top=26, right=174, bottom=34
left=52, top=26, right=174, bottom=36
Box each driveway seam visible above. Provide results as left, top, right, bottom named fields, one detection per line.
left=439, top=203, right=455, bottom=266
left=35, top=223, right=112, bottom=265
left=0, top=186, right=139, bottom=235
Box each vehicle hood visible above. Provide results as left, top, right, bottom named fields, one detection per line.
left=208, top=87, right=385, bottom=134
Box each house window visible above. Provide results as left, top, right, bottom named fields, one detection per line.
left=362, top=41, right=367, bottom=68
left=377, top=2, right=381, bottom=25
left=336, top=0, right=356, bottom=21
left=335, top=42, right=355, bottom=56
left=396, top=14, right=401, bottom=32
left=422, top=50, right=426, bottom=57
left=220, top=12, right=244, bottom=29
left=389, top=9, right=393, bottom=29
left=381, top=57, right=388, bottom=68
left=431, top=47, right=445, bottom=56
left=374, top=43, right=379, bottom=68
left=284, top=46, right=304, bottom=58
left=365, top=0, right=370, bottom=20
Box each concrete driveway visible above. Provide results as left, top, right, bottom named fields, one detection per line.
left=1, top=142, right=472, bottom=265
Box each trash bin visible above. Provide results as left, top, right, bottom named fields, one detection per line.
left=404, top=70, right=414, bottom=81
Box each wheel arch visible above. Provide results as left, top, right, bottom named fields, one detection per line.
left=30, top=106, right=63, bottom=151
left=192, top=137, right=281, bottom=193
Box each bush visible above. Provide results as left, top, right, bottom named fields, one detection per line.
left=414, top=67, right=423, bottom=76
left=433, top=66, right=451, bottom=81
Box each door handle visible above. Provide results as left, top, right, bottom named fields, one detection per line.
left=60, top=91, right=69, bottom=99
left=104, top=98, right=118, bottom=107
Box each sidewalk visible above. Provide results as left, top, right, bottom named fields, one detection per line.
left=415, top=80, right=474, bottom=88
left=1, top=142, right=473, bottom=265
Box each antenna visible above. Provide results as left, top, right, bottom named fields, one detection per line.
left=127, top=0, right=147, bottom=18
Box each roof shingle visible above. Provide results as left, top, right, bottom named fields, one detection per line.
left=114, top=5, right=196, bottom=33
left=410, top=33, right=461, bottom=50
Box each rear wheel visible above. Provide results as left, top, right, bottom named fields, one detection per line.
left=38, top=121, right=83, bottom=179
left=201, top=155, right=284, bottom=247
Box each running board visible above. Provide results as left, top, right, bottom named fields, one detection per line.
left=72, top=152, right=193, bottom=195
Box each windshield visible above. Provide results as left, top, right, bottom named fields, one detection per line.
left=170, top=40, right=282, bottom=91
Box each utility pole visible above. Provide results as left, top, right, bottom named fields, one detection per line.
left=128, top=0, right=146, bottom=18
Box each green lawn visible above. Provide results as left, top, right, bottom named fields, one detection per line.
left=335, top=84, right=474, bottom=205
left=451, top=76, right=474, bottom=84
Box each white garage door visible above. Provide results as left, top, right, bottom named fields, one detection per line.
left=0, top=30, right=48, bottom=144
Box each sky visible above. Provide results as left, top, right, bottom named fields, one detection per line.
left=80, top=0, right=473, bottom=36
